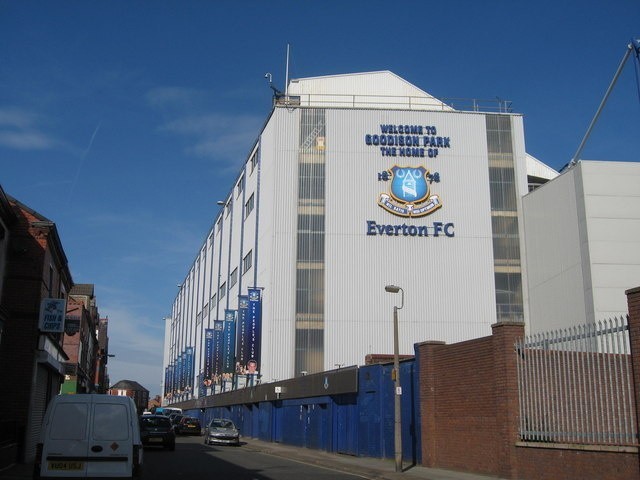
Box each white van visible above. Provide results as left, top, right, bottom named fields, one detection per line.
left=34, top=394, right=143, bottom=479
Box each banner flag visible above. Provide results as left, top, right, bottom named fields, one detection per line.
left=204, top=329, right=214, bottom=379
left=185, top=346, right=194, bottom=387
left=246, top=287, right=262, bottom=374
left=180, top=351, right=187, bottom=390
left=223, top=310, right=236, bottom=374
left=176, top=355, right=183, bottom=391
left=236, top=295, right=249, bottom=368
left=213, top=320, right=224, bottom=376
left=165, top=365, right=173, bottom=395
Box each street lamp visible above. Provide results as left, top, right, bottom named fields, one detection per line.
left=385, top=284, right=404, bottom=473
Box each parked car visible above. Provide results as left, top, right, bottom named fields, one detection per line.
left=139, top=415, right=175, bottom=450
left=176, top=416, right=201, bottom=435
left=203, top=418, right=240, bottom=446
left=34, top=394, right=143, bottom=479
left=159, top=407, right=182, bottom=417
left=169, top=414, right=184, bottom=428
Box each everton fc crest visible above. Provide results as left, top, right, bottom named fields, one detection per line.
left=378, top=165, right=442, bottom=217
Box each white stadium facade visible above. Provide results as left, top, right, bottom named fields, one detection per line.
left=162, top=71, right=640, bottom=402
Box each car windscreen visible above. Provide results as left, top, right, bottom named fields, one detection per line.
left=212, top=420, right=234, bottom=428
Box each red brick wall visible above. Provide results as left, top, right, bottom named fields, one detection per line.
left=417, top=308, right=640, bottom=480
left=418, top=331, right=516, bottom=476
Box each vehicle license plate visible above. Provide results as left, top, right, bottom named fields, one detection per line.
left=49, top=461, right=84, bottom=471
left=149, top=437, right=163, bottom=443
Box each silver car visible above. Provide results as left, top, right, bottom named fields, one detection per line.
left=204, top=418, right=240, bottom=446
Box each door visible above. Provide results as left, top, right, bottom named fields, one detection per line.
left=86, top=401, right=133, bottom=477
left=41, top=401, right=90, bottom=477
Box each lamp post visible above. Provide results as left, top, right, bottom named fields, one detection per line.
left=385, top=284, right=404, bottom=473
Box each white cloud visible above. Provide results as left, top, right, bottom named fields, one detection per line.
left=145, top=87, right=205, bottom=110
left=161, top=112, right=262, bottom=162
left=99, top=303, right=165, bottom=397
left=146, top=87, right=263, bottom=163
left=0, top=107, right=65, bottom=151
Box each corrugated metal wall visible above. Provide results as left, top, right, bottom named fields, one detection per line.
left=323, top=108, right=500, bottom=370
left=187, top=357, right=420, bottom=462
left=166, top=102, right=531, bottom=398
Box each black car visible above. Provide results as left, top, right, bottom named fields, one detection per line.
left=169, top=414, right=184, bottom=428
left=140, top=415, right=176, bottom=450
left=176, top=416, right=202, bottom=435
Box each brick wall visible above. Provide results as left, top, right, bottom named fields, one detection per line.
left=417, top=305, right=640, bottom=480
left=417, top=323, right=523, bottom=477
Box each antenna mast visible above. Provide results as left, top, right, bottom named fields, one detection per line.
left=285, top=44, right=290, bottom=97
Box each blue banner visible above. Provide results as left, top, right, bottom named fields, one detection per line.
left=176, top=355, right=183, bottom=391
left=165, top=365, right=173, bottom=395
left=185, top=346, right=194, bottom=388
left=246, top=287, right=262, bottom=374
left=213, top=320, right=224, bottom=376
left=223, top=310, right=236, bottom=374
left=204, top=329, right=214, bottom=379
left=236, top=295, right=249, bottom=368
left=171, top=364, right=176, bottom=393
left=181, top=352, right=188, bottom=391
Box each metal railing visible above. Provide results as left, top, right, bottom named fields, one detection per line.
left=274, top=93, right=513, bottom=113
left=515, top=316, right=637, bottom=446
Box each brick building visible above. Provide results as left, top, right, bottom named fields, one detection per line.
left=61, top=284, right=101, bottom=394
left=109, top=380, right=150, bottom=416
left=0, top=186, right=73, bottom=464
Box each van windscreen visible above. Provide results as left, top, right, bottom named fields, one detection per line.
left=51, top=403, right=88, bottom=440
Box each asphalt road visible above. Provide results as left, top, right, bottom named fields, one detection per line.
left=143, top=434, right=367, bottom=480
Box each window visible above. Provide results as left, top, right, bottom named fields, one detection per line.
left=298, top=163, right=326, bottom=200
left=48, top=265, right=54, bottom=296
left=50, top=403, right=88, bottom=440
left=245, top=194, right=254, bottom=218
left=230, top=268, right=238, bottom=289
left=250, top=151, right=258, bottom=173
left=210, top=294, right=217, bottom=308
left=219, top=283, right=226, bottom=300
left=236, top=176, right=244, bottom=197
left=242, top=251, right=253, bottom=274
left=216, top=218, right=222, bottom=233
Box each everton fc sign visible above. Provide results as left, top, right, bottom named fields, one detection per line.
left=365, top=122, right=454, bottom=236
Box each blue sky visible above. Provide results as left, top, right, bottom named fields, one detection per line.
left=2, top=1, right=639, bottom=397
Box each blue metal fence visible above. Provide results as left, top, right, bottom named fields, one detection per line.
left=185, top=358, right=421, bottom=464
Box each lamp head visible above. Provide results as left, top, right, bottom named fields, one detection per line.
left=385, top=285, right=401, bottom=293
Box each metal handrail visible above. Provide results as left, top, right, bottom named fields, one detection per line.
left=274, top=93, right=513, bottom=113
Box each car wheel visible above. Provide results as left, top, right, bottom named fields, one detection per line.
left=168, top=442, right=175, bottom=451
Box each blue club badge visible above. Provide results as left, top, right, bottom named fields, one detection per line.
left=378, top=165, right=442, bottom=218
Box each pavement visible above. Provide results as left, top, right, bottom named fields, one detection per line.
left=1, top=438, right=507, bottom=480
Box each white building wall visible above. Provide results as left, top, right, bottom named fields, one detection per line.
left=581, top=161, right=640, bottom=320
left=255, top=109, right=300, bottom=382
left=523, top=161, right=640, bottom=333
left=323, top=109, right=499, bottom=368
left=164, top=72, right=541, bottom=398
